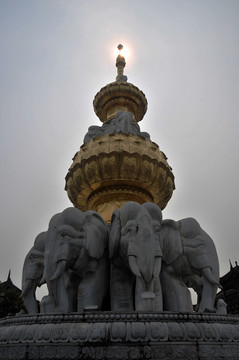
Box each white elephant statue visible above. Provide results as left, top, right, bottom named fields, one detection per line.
left=21, top=232, right=46, bottom=313
left=109, top=201, right=163, bottom=312
left=144, top=202, right=221, bottom=312
left=40, top=207, right=109, bottom=313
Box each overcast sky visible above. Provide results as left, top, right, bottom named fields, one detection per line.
left=0, top=0, right=239, bottom=300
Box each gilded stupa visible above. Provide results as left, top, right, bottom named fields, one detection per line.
left=65, top=45, right=175, bottom=222
left=2, top=45, right=239, bottom=360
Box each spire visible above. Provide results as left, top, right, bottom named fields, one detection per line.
left=93, top=44, right=147, bottom=122
left=116, top=44, right=127, bottom=82
left=7, top=269, right=11, bottom=281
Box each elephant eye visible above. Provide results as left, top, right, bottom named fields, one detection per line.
left=126, top=225, right=137, bottom=233
left=154, top=225, right=161, bottom=232
left=60, top=232, right=72, bottom=239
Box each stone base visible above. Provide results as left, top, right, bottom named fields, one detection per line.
left=1, top=312, right=239, bottom=359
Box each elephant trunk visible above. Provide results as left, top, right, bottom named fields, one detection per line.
left=50, top=239, right=70, bottom=282
left=50, top=259, right=67, bottom=281
left=201, top=266, right=221, bottom=287
left=137, top=222, right=155, bottom=287
left=135, top=275, right=156, bottom=311
left=154, top=256, right=162, bottom=279
left=39, top=274, right=46, bottom=286
left=127, top=219, right=156, bottom=290
left=21, top=279, right=34, bottom=298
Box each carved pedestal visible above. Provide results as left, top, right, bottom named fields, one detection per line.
left=1, top=312, right=239, bottom=360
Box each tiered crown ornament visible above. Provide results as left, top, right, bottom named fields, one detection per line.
left=65, top=45, right=175, bottom=222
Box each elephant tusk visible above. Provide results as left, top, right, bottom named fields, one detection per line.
left=39, top=274, right=46, bottom=286
left=202, top=267, right=220, bottom=286
left=128, top=255, right=141, bottom=277
left=50, top=259, right=67, bottom=281
left=21, top=279, right=33, bottom=298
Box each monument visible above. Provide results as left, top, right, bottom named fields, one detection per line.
left=0, top=45, right=239, bottom=360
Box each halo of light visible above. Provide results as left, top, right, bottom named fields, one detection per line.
left=113, top=44, right=130, bottom=59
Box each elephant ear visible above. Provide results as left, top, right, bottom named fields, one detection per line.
left=22, top=231, right=46, bottom=283
left=85, top=212, right=108, bottom=259
left=161, top=219, right=183, bottom=265
left=109, top=208, right=121, bottom=259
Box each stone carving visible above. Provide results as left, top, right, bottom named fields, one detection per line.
left=1, top=312, right=239, bottom=359
left=157, top=216, right=220, bottom=312
left=21, top=232, right=46, bottom=314
left=84, top=111, right=150, bottom=144
left=7, top=43, right=238, bottom=359
left=109, top=202, right=163, bottom=311
left=40, top=207, right=109, bottom=313
left=21, top=202, right=221, bottom=315
left=216, top=299, right=227, bottom=314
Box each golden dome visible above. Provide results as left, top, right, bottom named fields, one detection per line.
left=65, top=133, right=175, bottom=223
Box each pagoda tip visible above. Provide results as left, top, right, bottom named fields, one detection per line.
left=116, top=44, right=127, bottom=82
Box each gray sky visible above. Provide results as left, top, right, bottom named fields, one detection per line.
left=0, top=0, right=239, bottom=298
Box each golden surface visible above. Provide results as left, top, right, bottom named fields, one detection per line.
left=65, top=133, right=175, bottom=223
left=93, top=82, right=147, bottom=123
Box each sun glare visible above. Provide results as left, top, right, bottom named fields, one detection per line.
left=113, top=44, right=131, bottom=60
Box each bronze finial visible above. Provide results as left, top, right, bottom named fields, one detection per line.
left=116, top=44, right=127, bottom=82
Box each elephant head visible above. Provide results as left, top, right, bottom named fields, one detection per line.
left=21, top=231, right=46, bottom=313
left=159, top=217, right=221, bottom=312
left=42, top=207, right=109, bottom=313
left=109, top=201, right=163, bottom=311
